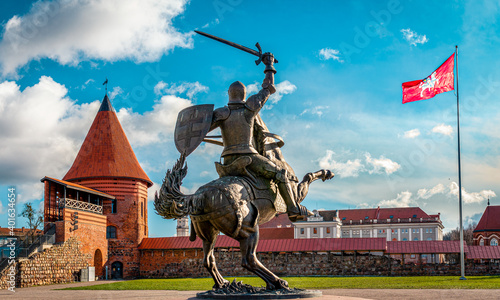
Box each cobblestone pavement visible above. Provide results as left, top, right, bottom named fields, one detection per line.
left=0, top=281, right=498, bottom=299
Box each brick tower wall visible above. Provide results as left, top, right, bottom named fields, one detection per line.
left=52, top=208, right=108, bottom=277
left=73, top=177, right=148, bottom=278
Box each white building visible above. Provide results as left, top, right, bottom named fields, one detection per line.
left=294, top=207, right=443, bottom=241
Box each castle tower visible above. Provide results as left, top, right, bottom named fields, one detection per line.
left=63, top=95, right=152, bottom=279
left=176, top=216, right=189, bottom=237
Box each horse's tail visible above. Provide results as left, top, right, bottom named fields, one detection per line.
left=154, top=154, right=192, bottom=219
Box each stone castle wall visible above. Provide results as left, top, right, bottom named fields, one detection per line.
left=0, top=237, right=90, bottom=289
left=139, top=249, right=500, bottom=278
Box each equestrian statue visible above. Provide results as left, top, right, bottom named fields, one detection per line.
left=154, top=31, right=334, bottom=291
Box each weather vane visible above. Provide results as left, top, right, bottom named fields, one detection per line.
left=103, top=77, right=108, bottom=95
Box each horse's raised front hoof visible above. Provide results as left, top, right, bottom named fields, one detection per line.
left=267, top=278, right=289, bottom=290
left=322, top=170, right=334, bottom=181
left=212, top=279, right=229, bottom=290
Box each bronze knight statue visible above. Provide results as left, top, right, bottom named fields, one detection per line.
left=155, top=32, right=334, bottom=291
left=209, top=53, right=317, bottom=221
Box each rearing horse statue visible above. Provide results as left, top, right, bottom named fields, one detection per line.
left=155, top=52, right=333, bottom=290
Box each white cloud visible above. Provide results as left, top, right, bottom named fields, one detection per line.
left=319, top=48, right=343, bottom=62
left=403, top=128, right=420, bottom=139
left=154, top=81, right=208, bottom=99
left=379, top=191, right=414, bottom=207
left=448, top=182, right=496, bottom=204
left=318, top=150, right=364, bottom=178
left=0, top=76, right=99, bottom=196
left=301, top=106, right=329, bottom=117
left=108, top=86, right=123, bottom=100
left=269, top=80, right=297, bottom=105
left=432, top=124, right=453, bottom=136
left=401, top=28, right=429, bottom=46
left=416, top=182, right=496, bottom=204
left=318, top=150, right=400, bottom=178
left=365, top=153, right=401, bottom=175
left=242, top=80, right=296, bottom=107
left=117, top=95, right=192, bottom=147
left=0, top=0, right=193, bottom=76
left=417, top=183, right=446, bottom=199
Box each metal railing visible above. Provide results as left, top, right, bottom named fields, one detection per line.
left=0, top=224, right=56, bottom=274
left=343, top=218, right=441, bottom=226
left=60, top=198, right=103, bottom=214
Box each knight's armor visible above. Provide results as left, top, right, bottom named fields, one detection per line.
left=209, top=53, right=312, bottom=221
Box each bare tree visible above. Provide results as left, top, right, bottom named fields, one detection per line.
left=443, top=222, right=477, bottom=245
left=18, top=202, right=43, bottom=244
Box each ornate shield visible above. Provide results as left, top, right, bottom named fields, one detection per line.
left=174, top=104, right=214, bottom=156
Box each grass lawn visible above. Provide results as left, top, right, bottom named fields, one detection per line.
left=63, top=276, right=500, bottom=290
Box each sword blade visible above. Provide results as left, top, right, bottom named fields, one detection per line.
left=195, top=30, right=261, bottom=58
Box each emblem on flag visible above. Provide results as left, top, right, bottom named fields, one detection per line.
left=402, top=53, right=455, bottom=104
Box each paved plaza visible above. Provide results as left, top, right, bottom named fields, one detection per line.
left=0, top=281, right=498, bottom=300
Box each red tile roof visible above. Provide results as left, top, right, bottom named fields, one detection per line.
left=138, top=236, right=387, bottom=252
left=260, top=213, right=294, bottom=228
left=339, top=207, right=432, bottom=221
left=0, top=227, right=42, bottom=237
left=63, top=95, right=152, bottom=187
left=474, top=205, right=500, bottom=232
left=41, top=176, right=115, bottom=199
left=387, top=241, right=466, bottom=254
left=467, top=246, right=500, bottom=259
left=259, top=227, right=294, bottom=240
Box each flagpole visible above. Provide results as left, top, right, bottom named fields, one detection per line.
left=455, top=45, right=466, bottom=280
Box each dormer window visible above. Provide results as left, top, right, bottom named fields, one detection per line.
left=365, top=216, right=369, bottom=220
left=413, top=214, right=417, bottom=218
left=390, top=215, right=394, bottom=219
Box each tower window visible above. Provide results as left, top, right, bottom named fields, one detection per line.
left=111, top=199, right=117, bottom=214
left=326, top=227, right=331, bottom=234
left=313, top=228, right=317, bottom=234
left=107, top=226, right=117, bottom=239
left=141, top=202, right=144, bottom=218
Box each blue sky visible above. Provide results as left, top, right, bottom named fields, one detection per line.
left=0, top=0, right=498, bottom=237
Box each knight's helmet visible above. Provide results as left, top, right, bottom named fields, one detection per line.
left=228, top=81, right=246, bottom=104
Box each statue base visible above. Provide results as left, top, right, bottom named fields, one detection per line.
left=196, top=280, right=322, bottom=299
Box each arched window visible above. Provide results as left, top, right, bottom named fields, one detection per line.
left=107, top=226, right=117, bottom=239
left=479, top=238, right=484, bottom=246
left=491, top=238, right=498, bottom=246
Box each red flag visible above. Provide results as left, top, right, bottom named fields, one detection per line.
left=402, top=53, right=455, bottom=104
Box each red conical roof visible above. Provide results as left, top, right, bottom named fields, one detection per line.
left=63, top=95, right=153, bottom=187
left=474, top=205, right=500, bottom=232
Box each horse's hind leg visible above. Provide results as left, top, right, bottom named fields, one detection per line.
left=239, top=230, right=289, bottom=290
left=198, top=223, right=228, bottom=289
left=296, top=169, right=334, bottom=203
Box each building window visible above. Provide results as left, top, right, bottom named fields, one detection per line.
left=107, top=226, right=117, bottom=239
left=326, top=227, right=331, bottom=234
left=111, top=199, right=117, bottom=214
left=413, top=215, right=417, bottom=218
left=141, top=202, right=144, bottom=218
left=430, top=229, right=432, bottom=233
left=479, top=238, right=484, bottom=246
left=414, top=237, right=418, bottom=241
left=365, top=216, right=369, bottom=219
left=491, top=238, right=498, bottom=246
left=413, top=229, right=416, bottom=233
left=410, top=254, right=416, bottom=258
left=389, top=215, right=394, bottom=219
left=426, top=229, right=429, bottom=233
left=313, top=228, right=317, bottom=234
left=403, top=238, right=408, bottom=241
left=300, top=228, right=304, bottom=235
left=427, top=238, right=432, bottom=241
